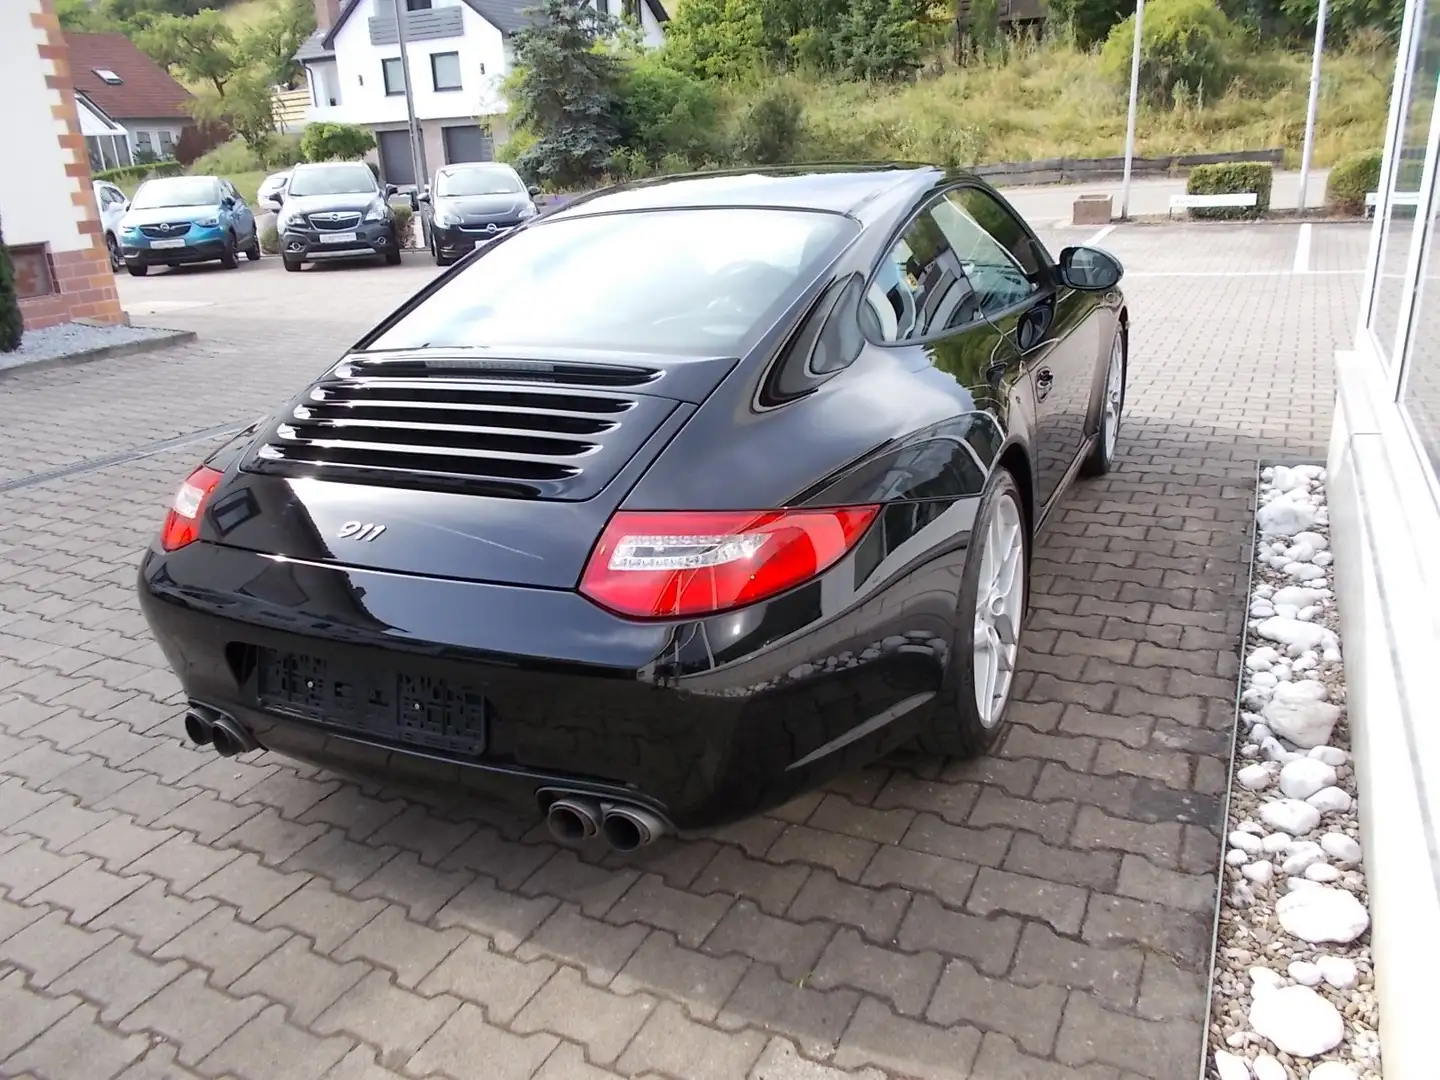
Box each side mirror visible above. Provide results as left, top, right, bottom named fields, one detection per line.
left=221, top=195, right=235, bottom=209
left=259, top=197, right=281, bottom=213
left=1057, top=246, right=1123, bottom=291
left=416, top=188, right=430, bottom=204
left=409, top=191, right=419, bottom=211
left=385, top=183, right=398, bottom=197
left=528, top=184, right=541, bottom=197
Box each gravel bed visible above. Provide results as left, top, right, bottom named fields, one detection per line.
left=1209, top=465, right=1380, bottom=1080
left=0, top=320, right=180, bottom=372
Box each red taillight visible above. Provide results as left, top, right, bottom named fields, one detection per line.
left=579, top=506, right=880, bottom=619
left=160, top=465, right=223, bottom=552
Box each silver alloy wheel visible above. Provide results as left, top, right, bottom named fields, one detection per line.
left=972, top=494, right=1025, bottom=728
left=1103, top=335, right=1124, bottom=460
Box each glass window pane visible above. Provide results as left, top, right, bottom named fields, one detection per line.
left=1369, top=3, right=1440, bottom=362
left=1401, top=138, right=1440, bottom=484
left=383, top=57, right=405, bottom=95
left=432, top=51, right=461, bottom=91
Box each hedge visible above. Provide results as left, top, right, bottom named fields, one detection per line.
left=93, top=160, right=185, bottom=186
left=1185, top=162, right=1272, bottom=220
left=1326, top=149, right=1383, bottom=216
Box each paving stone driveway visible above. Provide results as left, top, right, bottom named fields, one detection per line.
left=0, top=222, right=1366, bottom=1080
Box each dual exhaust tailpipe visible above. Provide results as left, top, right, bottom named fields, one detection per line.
left=183, top=705, right=257, bottom=758
left=546, top=795, right=667, bottom=852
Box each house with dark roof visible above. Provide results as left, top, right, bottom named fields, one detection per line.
left=296, top=0, right=667, bottom=189
left=62, top=31, right=193, bottom=163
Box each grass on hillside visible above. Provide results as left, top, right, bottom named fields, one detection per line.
left=216, top=0, right=272, bottom=32
left=786, top=36, right=1393, bottom=168
left=117, top=170, right=267, bottom=205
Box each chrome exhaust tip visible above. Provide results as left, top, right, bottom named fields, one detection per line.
left=546, top=796, right=602, bottom=845
left=601, top=804, right=667, bottom=852
left=183, top=710, right=213, bottom=747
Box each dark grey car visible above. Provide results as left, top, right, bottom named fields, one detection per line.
left=418, top=162, right=540, bottom=266
left=277, top=161, right=409, bottom=272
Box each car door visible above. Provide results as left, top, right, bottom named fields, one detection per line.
left=943, top=185, right=1102, bottom=517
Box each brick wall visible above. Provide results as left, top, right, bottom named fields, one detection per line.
left=15, top=0, right=124, bottom=332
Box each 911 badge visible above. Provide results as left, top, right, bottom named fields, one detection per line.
left=337, top=521, right=385, bottom=542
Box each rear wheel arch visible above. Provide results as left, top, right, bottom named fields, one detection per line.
left=996, top=442, right=1034, bottom=542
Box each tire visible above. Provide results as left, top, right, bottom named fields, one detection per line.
left=220, top=233, right=238, bottom=269
left=245, top=234, right=261, bottom=261
left=106, top=233, right=121, bottom=271
left=385, top=243, right=402, bottom=266
left=915, top=468, right=1029, bottom=760
left=283, top=256, right=302, bottom=273
left=126, top=263, right=148, bottom=277
left=1081, top=326, right=1126, bottom=478
left=432, top=234, right=451, bottom=267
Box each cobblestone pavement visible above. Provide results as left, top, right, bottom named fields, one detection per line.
left=0, top=223, right=1367, bottom=1080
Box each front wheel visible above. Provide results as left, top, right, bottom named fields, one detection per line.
left=915, top=468, right=1029, bottom=760
left=106, top=233, right=121, bottom=271
left=219, top=234, right=238, bottom=269
left=126, top=263, right=148, bottom=277
left=245, top=234, right=261, bottom=261
left=385, top=242, right=402, bottom=266
left=1081, top=327, right=1126, bottom=478
left=283, top=257, right=302, bottom=273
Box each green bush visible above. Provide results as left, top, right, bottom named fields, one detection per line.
left=94, top=160, right=184, bottom=185
left=260, top=132, right=306, bottom=169
left=615, top=54, right=724, bottom=167
left=391, top=203, right=415, bottom=248
left=1186, top=161, right=1272, bottom=218
left=734, top=84, right=804, bottom=165
left=0, top=225, right=20, bottom=354
left=259, top=225, right=280, bottom=255
left=300, top=122, right=377, bottom=163
left=190, top=137, right=263, bottom=176
left=1100, top=0, right=1233, bottom=105
left=1326, top=148, right=1383, bottom=214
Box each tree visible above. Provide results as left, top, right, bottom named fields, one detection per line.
left=831, top=0, right=929, bottom=78
left=239, top=0, right=317, bottom=90
left=189, top=69, right=277, bottom=149
left=0, top=223, right=21, bottom=354
left=134, top=10, right=239, bottom=98
left=1046, top=0, right=1127, bottom=48
left=301, top=122, right=377, bottom=162
left=509, top=0, right=624, bottom=187
left=663, top=0, right=769, bottom=80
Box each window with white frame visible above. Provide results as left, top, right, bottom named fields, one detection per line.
left=158, top=129, right=175, bottom=157
left=383, top=57, right=406, bottom=95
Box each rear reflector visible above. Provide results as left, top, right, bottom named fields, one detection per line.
left=580, top=506, right=879, bottom=619
left=160, top=465, right=223, bottom=551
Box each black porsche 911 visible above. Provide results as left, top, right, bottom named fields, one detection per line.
left=137, top=164, right=1127, bottom=850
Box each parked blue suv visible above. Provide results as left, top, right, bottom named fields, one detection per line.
left=120, top=175, right=260, bottom=277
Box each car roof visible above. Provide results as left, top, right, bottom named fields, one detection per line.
left=546, top=164, right=957, bottom=224
left=438, top=161, right=515, bottom=172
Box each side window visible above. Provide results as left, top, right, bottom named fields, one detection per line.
left=862, top=204, right=984, bottom=344
left=948, top=187, right=1046, bottom=279
left=935, top=190, right=1038, bottom=318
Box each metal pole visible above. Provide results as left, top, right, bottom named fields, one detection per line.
left=1119, top=0, right=1145, bottom=220
left=393, top=1, right=429, bottom=191
left=1297, top=0, right=1329, bottom=213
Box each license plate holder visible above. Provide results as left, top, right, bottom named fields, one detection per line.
left=257, top=649, right=487, bottom=758
left=150, top=238, right=185, bottom=249
left=320, top=231, right=358, bottom=244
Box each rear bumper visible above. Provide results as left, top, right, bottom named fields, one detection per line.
left=282, top=221, right=396, bottom=262
left=136, top=541, right=955, bottom=828
left=123, top=238, right=227, bottom=265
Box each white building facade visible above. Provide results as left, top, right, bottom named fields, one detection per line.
left=297, top=0, right=667, bottom=188
left=1327, top=0, right=1440, bottom=1076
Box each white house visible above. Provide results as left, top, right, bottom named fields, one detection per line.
left=296, top=0, right=668, bottom=188
left=1, top=0, right=124, bottom=331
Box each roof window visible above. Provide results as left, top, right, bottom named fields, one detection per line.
left=93, top=69, right=123, bottom=85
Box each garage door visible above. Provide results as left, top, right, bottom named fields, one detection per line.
left=377, top=130, right=416, bottom=187
left=443, top=125, right=494, bottom=164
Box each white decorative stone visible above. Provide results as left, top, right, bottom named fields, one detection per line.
left=1316, top=955, right=1358, bottom=990
left=1275, top=886, right=1370, bottom=944
left=1256, top=617, right=1342, bottom=663
left=1260, top=799, right=1322, bottom=836
left=1257, top=498, right=1317, bottom=536
left=1242, top=860, right=1274, bottom=886
left=1307, top=787, right=1353, bottom=814
left=1309, top=1063, right=1359, bottom=1080
left=1248, top=965, right=1284, bottom=994
left=1248, top=985, right=1345, bottom=1057
left=1287, top=960, right=1323, bottom=985
left=1251, top=1053, right=1286, bottom=1080
left=1229, top=830, right=1264, bottom=854
left=1320, top=833, right=1362, bottom=865
left=1292, top=530, right=1329, bottom=552
left=1263, top=680, right=1342, bottom=747
left=1250, top=670, right=1279, bottom=688
left=1261, top=832, right=1291, bottom=854
left=1278, top=758, right=1337, bottom=800
left=1247, top=647, right=1279, bottom=670
left=1214, top=1050, right=1251, bottom=1080
left=1280, top=843, right=1323, bottom=875
left=1226, top=849, right=1251, bottom=866
left=1304, top=862, right=1341, bottom=882
left=1309, top=746, right=1348, bottom=766
left=1235, top=764, right=1272, bottom=792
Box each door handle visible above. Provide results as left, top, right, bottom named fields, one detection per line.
left=1035, top=368, right=1054, bottom=402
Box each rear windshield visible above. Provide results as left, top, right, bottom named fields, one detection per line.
left=288, top=163, right=376, bottom=197
left=131, top=177, right=220, bottom=209
left=365, top=207, right=858, bottom=354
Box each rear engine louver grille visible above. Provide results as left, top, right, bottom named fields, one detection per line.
left=241, top=356, right=674, bottom=500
